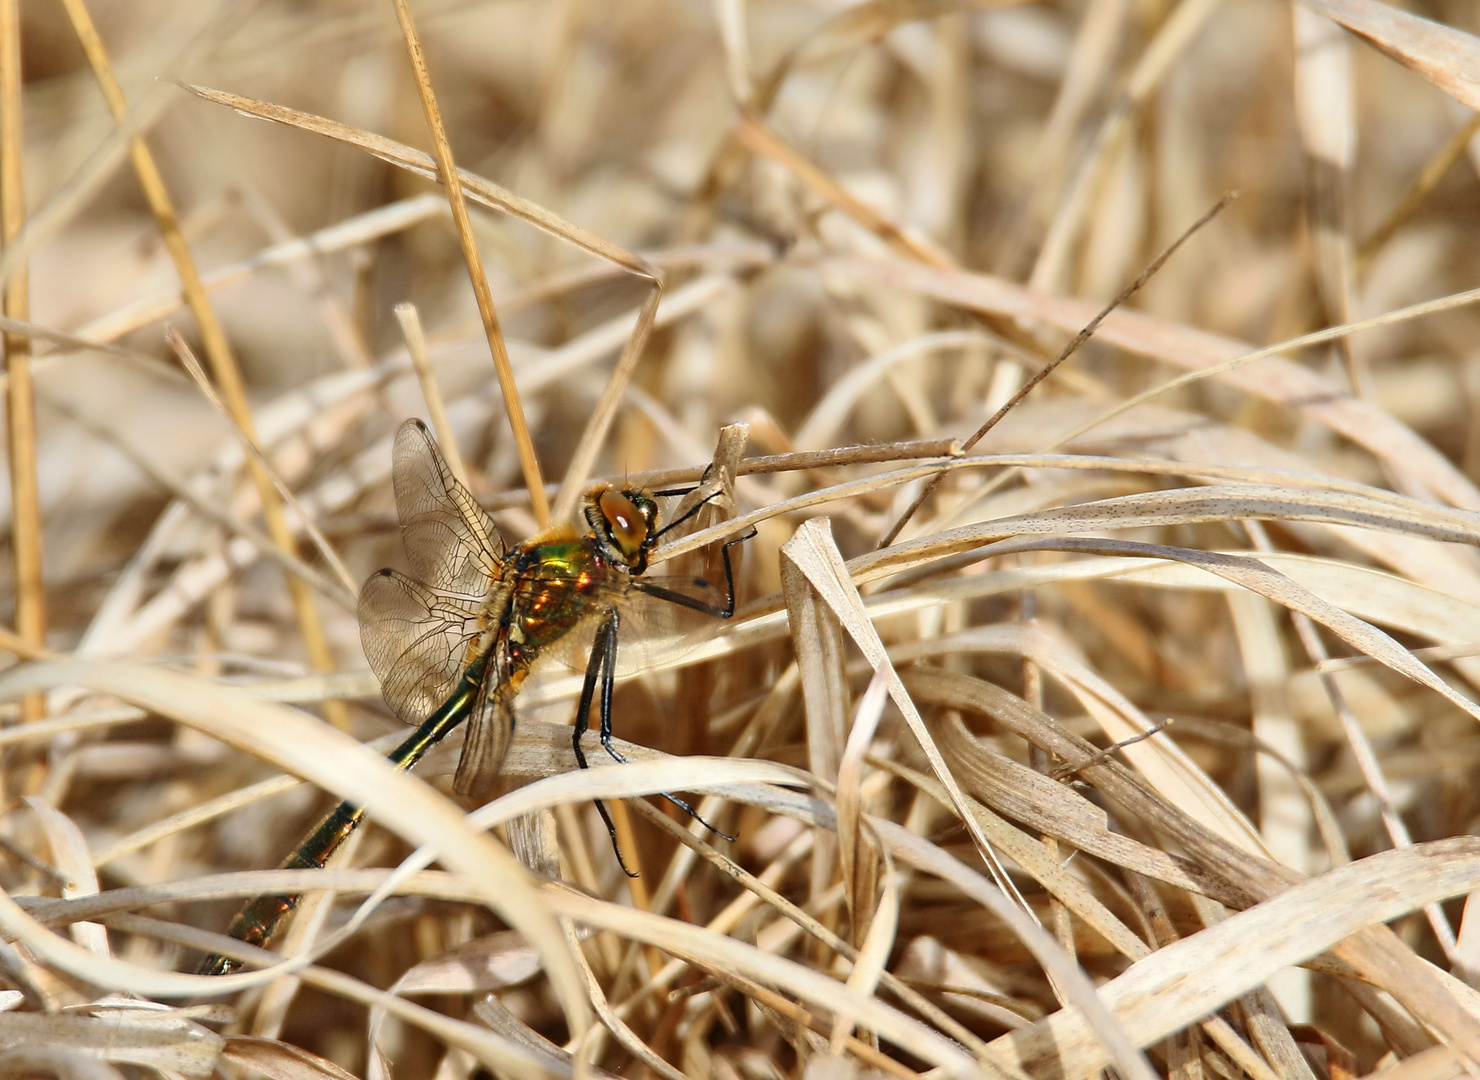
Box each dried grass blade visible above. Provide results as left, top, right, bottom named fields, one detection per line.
left=831, top=850, right=899, bottom=1055
left=1294, top=0, right=1480, bottom=110
left=366, top=932, right=547, bottom=1080
left=995, top=838, right=1480, bottom=1078
left=1038, top=537, right=1480, bottom=726
left=550, top=280, right=663, bottom=523
left=339, top=757, right=806, bottom=947
left=1085, top=553, right=1480, bottom=661
left=188, top=913, right=581, bottom=1080
left=687, top=0, right=1027, bottom=239
left=22, top=798, right=108, bottom=957
left=877, top=748, right=1152, bottom=960
left=0, top=314, right=182, bottom=381
left=1356, top=1045, right=1469, bottom=1080
left=1359, top=113, right=1480, bottom=266
left=925, top=537, right=1480, bottom=763
left=1241, top=983, right=1321, bottom=1080
left=74, top=195, right=446, bottom=346
left=470, top=996, right=597, bottom=1079
left=221, top=1038, right=360, bottom=1080
left=836, top=257, right=1480, bottom=509
left=0, top=1045, right=123, bottom=1080
left=836, top=670, right=886, bottom=944
left=780, top=539, right=849, bottom=904
left=1, top=0, right=44, bottom=724
left=1294, top=7, right=1364, bottom=396
left=545, top=886, right=980, bottom=1077
left=857, top=485, right=1480, bottom=592
left=1028, top=0, right=1219, bottom=294
left=395, top=301, right=468, bottom=486
left=166, top=329, right=359, bottom=600
left=905, top=679, right=1241, bottom=904
left=780, top=518, right=1157, bottom=1080
left=0, top=1010, right=223, bottom=1077
left=628, top=796, right=996, bottom=1060
left=565, top=920, right=685, bottom=1080
left=733, top=109, right=951, bottom=268
left=91, top=773, right=303, bottom=869
left=0, top=659, right=588, bottom=1042
left=180, top=84, right=652, bottom=275
left=904, top=662, right=1480, bottom=1062
left=0, top=1, right=250, bottom=290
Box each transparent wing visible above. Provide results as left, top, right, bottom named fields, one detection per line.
left=612, top=571, right=734, bottom=675
left=392, top=418, right=506, bottom=596
left=359, top=568, right=489, bottom=725
left=453, top=638, right=516, bottom=798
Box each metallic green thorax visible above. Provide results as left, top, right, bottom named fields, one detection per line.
left=197, top=651, right=490, bottom=976
left=506, top=536, right=619, bottom=673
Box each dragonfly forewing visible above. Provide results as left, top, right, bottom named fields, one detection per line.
left=392, top=419, right=506, bottom=596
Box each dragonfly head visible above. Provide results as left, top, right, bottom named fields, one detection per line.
left=588, top=488, right=660, bottom=572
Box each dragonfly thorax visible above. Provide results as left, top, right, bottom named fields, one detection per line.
left=585, top=488, right=659, bottom=574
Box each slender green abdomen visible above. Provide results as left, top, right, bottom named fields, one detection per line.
left=198, top=655, right=486, bottom=976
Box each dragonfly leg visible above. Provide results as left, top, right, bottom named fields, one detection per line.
left=574, top=615, right=638, bottom=878
left=599, top=609, right=737, bottom=842
left=571, top=616, right=609, bottom=774
left=655, top=791, right=738, bottom=842
left=597, top=607, right=627, bottom=766
left=649, top=483, right=723, bottom=537
left=632, top=527, right=757, bottom=618
left=714, top=529, right=755, bottom=618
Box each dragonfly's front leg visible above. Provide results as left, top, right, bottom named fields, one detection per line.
left=632, top=528, right=755, bottom=618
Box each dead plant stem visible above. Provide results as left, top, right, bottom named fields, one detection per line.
left=57, top=0, right=349, bottom=730
left=390, top=0, right=549, bottom=527
left=0, top=0, right=44, bottom=729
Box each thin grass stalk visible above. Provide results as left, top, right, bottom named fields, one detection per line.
left=0, top=0, right=42, bottom=730
left=163, top=329, right=358, bottom=602
left=880, top=192, right=1235, bottom=545
left=1358, top=111, right=1480, bottom=268
left=389, top=0, right=549, bottom=528
left=0, top=0, right=252, bottom=291
left=57, top=0, right=351, bottom=730
left=395, top=301, right=468, bottom=487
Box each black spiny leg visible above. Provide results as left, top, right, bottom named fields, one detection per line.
left=600, top=610, right=738, bottom=842
left=574, top=615, right=638, bottom=878
left=630, top=525, right=756, bottom=840
left=633, top=529, right=755, bottom=619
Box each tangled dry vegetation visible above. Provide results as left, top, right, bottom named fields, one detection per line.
left=4, top=0, right=1480, bottom=1078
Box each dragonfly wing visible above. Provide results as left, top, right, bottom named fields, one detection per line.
left=392, top=418, right=506, bottom=596
left=454, top=636, right=515, bottom=798
left=518, top=574, right=723, bottom=682
left=359, top=568, right=483, bottom=725
left=611, top=570, right=737, bottom=677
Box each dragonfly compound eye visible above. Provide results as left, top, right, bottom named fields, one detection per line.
left=598, top=489, right=649, bottom=562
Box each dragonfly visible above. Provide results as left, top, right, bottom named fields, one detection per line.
left=200, top=418, right=750, bottom=975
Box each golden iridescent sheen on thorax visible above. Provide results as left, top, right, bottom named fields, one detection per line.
left=505, top=528, right=626, bottom=669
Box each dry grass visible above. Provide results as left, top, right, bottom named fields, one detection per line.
left=2, top=1, right=1480, bottom=1078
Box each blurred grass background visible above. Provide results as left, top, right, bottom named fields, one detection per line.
left=5, top=1, right=1480, bottom=1078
